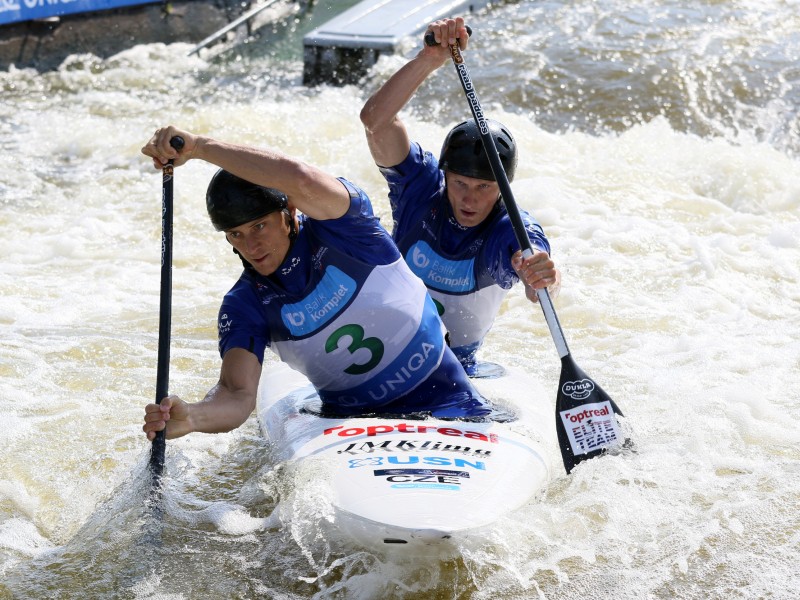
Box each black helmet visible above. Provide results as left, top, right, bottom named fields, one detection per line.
left=206, top=169, right=289, bottom=231
left=439, top=119, right=518, bottom=182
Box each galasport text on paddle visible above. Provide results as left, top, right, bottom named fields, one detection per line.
left=426, top=29, right=629, bottom=473
left=150, top=135, right=185, bottom=487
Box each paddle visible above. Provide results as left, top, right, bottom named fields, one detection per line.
left=426, top=31, right=628, bottom=473
left=149, top=135, right=185, bottom=487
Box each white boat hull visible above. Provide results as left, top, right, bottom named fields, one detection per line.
left=257, top=363, right=555, bottom=554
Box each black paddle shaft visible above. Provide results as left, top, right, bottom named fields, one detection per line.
left=429, top=32, right=628, bottom=473
left=149, top=135, right=185, bottom=483
left=425, top=30, right=570, bottom=357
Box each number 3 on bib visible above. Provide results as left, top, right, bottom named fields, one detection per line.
left=325, top=324, right=385, bottom=375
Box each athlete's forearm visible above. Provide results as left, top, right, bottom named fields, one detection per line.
left=361, top=51, right=446, bottom=131
left=187, top=383, right=257, bottom=434
left=193, top=136, right=349, bottom=219
left=360, top=51, right=449, bottom=168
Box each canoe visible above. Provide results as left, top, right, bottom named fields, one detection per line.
left=256, top=362, right=555, bottom=555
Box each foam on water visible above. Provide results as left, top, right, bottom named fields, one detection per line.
left=1, top=1, right=799, bottom=597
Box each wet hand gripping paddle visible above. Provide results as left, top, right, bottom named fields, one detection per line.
left=426, top=30, right=629, bottom=473
left=149, top=135, right=185, bottom=487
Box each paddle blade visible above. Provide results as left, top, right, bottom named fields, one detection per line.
left=555, top=354, right=626, bottom=473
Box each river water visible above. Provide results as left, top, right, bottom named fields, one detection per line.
left=1, top=0, right=798, bottom=598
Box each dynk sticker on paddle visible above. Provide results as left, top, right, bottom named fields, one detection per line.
left=556, top=355, right=625, bottom=473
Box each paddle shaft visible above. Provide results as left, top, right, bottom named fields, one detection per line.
left=429, top=33, right=628, bottom=473
left=427, top=34, right=569, bottom=359
left=149, top=136, right=184, bottom=483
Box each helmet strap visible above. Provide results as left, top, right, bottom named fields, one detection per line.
left=285, top=208, right=298, bottom=243
left=232, top=247, right=255, bottom=271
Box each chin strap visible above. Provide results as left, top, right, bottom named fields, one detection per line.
left=232, top=247, right=254, bottom=271
left=286, top=209, right=298, bottom=243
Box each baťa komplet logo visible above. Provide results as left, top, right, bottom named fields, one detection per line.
left=559, top=398, right=622, bottom=456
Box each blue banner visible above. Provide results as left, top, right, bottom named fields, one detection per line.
left=0, top=0, right=159, bottom=26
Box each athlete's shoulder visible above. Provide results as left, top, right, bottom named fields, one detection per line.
left=221, top=271, right=277, bottom=310
left=379, top=142, right=440, bottom=180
